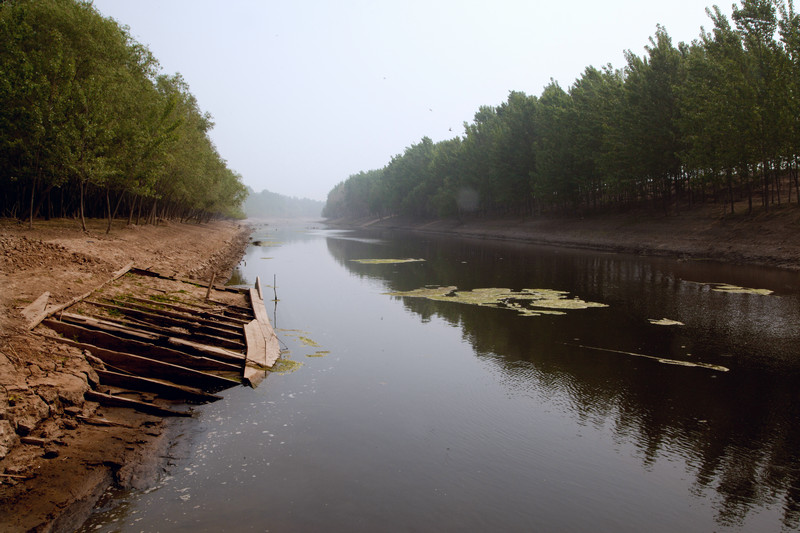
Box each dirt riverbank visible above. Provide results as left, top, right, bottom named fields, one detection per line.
left=331, top=202, right=800, bottom=271
left=0, top=218, right=251, bottom=533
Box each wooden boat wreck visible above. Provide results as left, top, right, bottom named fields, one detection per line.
left=23, top=264, right=281, bottom=417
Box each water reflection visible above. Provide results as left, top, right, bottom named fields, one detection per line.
left=327, top=229, right=800, bottom=529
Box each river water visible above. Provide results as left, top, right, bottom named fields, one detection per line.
left=80, top=220, right=800, bottom=532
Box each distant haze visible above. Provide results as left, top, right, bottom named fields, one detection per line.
left=243, top=188, right=324, bottom=219
left=92, top=0, right=729, bottom=202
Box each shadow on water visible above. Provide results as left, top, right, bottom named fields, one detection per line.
left=327, top=229, right=800, bottom=530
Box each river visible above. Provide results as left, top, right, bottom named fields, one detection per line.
left=80, top=220, right=800, bottom=532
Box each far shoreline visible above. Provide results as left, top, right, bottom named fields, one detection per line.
left=324, top=204, right=800, bottom=271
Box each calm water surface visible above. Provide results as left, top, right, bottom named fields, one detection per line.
left=81, top=221, right=800, bottom=532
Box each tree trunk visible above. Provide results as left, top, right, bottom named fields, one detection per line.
left=105, top=188, right=112, bottom=234
left=762, top=157, right=769, bottom=212
left=29, top=175, right=37, bottom=229
left=128, top=194, right=137, bottom=226
left=79, top=180, right=87, bottom=232
left=795, top=157, right=800, bottom=205
left=726, top=168, right=734, bottom=215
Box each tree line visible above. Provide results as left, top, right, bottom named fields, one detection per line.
left=243, top=187, right=324, bottom=219
left=324, top=0, right=800, bottom=221
left=0, top=0, right=247, bottom=231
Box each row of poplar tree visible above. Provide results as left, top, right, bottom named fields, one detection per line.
left=0, top=0, right=247, bottom=230
left=324, top=0, right=800, bottom=220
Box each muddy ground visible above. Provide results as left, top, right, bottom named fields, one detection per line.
left=0, top=218, right=251, bottom=533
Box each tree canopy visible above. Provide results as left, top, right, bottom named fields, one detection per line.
left=0, top=0, right=246, bottom=229
left=324, top=0, right=800, bottom=221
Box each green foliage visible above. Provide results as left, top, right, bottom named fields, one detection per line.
left=0, top=0, right=246, bottom=225
left=324, top=0, right=800, bottom=221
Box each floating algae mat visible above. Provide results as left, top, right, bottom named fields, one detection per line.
left=686, top=281, right=773, bottom=295
left=350, top=258, right=426, bottom=264
left=386, top=286, right=607, bottom=317
left=648, top=318, right=684, bottom=326
left=278, top=328, right=327, bottom=358
left=269, top=356, right=303, bottom=374
left=709, top=283, right=773, bottom=295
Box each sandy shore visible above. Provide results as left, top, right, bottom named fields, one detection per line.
left=0, top=218, right=251, bottom=532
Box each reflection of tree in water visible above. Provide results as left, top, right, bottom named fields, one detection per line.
left=327, top=231, right=800, bottom=529
left=225, top=266, right=250, bottom=287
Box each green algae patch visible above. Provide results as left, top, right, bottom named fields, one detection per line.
left=307, top=350, right=330, bottom=358
left=269, top=357, right=303, bottom=374
left=279, top=329, right=320, bottom=347
left=710, top=283, right=773, bottom=295
left=687, top=280, right=773, bottom=295
left=297, top=336, right=319, bottom=347
left=350, top=258, right=426, bottom=264
left=649, top=318, right=685, bottom=326
left=386, top=286, right=607, bottom=317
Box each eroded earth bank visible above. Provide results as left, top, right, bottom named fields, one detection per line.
left=0, top=218, right=251, bottom=533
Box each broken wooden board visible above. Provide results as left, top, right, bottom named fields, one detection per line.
left=85, top=390, right=192, bottom=417
left=46, top=334, right=241, bottom=392
left=129, top=266, right=241, bottom=293
left=21, top=291, right=50, bottom=330
left=94, top=369, right=222, bottom=404
left=243, top=277, right=281, bottom=387
left=43, top=318, right=241, bottom=373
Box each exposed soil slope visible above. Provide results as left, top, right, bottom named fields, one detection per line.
left=333, top=202, right=800, bottom=271
left=0, top=218, right=251, bottom=533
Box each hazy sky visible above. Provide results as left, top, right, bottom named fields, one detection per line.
left=92, top=0, right=730, bottom=201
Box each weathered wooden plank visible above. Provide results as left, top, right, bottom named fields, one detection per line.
left=243, top=320, right=267, bottom=388
left=52, top=314, right=244, bottom=368
left=120, top=295, right=250, bottom=326
left=249, top=286, right=280, bottom=366
left=25, top=261, right=134, bottom=330
left=85, top=390, right=192, bottom=417
left=59, top=312, right=159, bottom=343
left=92, top=299, right=245, bottom=335
left=76, top=415, right=135, bottom=428
left=95, top=369, right=222, bottom=403
left=100, top=313, right=246, bottom=353
left=46, top=319, right=241, bottom=372
left=46, top=334, right=241, bottom=391
left=206, top=299, right=254, bottom=317
left=167, top=337, right=246, bottom=365
left=85, top=301, right=245, bottom=349
left=246, top=279, right=281, bottom=386
left=21, top=291, right=50, bottom=330
left=129, top=267, right=240, bottom=293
